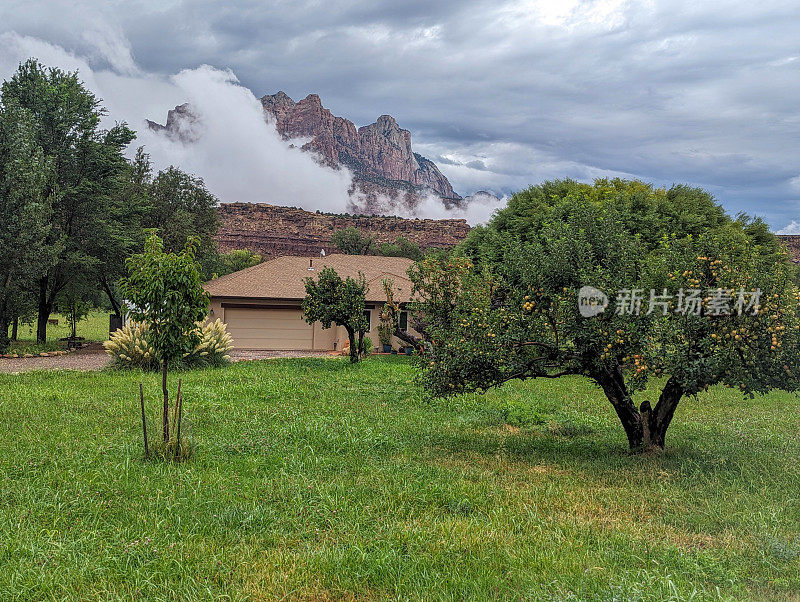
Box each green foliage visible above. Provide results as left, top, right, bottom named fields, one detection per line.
left=360, top=335, right=373, bottom=356
left=211, top=249, right=263, bottom=278
left=482, top=178, right=728, bottom=252
left=144, top=167, right=219, bottom=254
left=1, top=58, right=136, bottom=342
left=378, top=320, right=394, bottom=346
left=377, top=235, right=424, bottom=260
left=331, top=226, right=375, bottom=255
left=302, top=266, right=368, bottom=363
left=55, top=285, right=92, bottom=340
left=0, top=95, right=57, bottom=352
left=415, top=180, right=800, bottom=450
left=331, top=227, right=424, bottom=260
left=119, top=233, right=209, bottom=453
left=120, top=234, right=210, bottom=367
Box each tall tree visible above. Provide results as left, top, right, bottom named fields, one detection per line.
left=92, top=147, right=152, bottom=321
left=0, top=100, right=57, bottom=353
left=145, top=167, right=219, bottom=252
left=1, top=59, right=136, bottom=342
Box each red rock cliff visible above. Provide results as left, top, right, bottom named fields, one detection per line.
left=215, top=202, right=471, bottom=258
left=261, top=92, right=460, bottom=201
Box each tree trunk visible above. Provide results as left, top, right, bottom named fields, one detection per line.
left=0, top=316, right=9, bottom=354
left=11, top=316, right=18, bottom=341
left=100, top=276, right=122, bottom=319
left=346, top=327, right=358, bottom=363
left=640, top=377, right=684, bottom=450
left=595, top=367, right=685, bottom=451
left=393, top=326, right=423, bottom=348
left=161, top=360, right=170, bottom=443
left=36, top=277, right=50, bottom=343
left=594, top=365, right=644, bottom=450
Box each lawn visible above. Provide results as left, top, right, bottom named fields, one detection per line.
left=0, top=357, right=798, bottom=600
left=10, top=310, right=111, bottom=354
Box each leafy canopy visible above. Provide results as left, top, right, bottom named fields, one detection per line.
left=331, top=227, right=375, bottom=255
left=120, top=234, right=209, bottom=365
left=302, top=266, right=368, bottom=363
left=413, top=179, right=800, bottom=450
left=1, top=58, right=136, bottom=341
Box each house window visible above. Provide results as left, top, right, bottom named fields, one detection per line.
left=399, top=310, right=408, bottom=331
left=363, top=310, right=372, bottom=331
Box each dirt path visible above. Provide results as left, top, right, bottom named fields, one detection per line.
left=0, top=343, right=111, bottom=374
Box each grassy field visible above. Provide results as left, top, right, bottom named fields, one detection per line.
left=10, top=310, right=110, bottom=354
left=0, top=357, right=798, bottom=600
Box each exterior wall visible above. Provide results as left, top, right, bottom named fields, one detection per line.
left=208, top=297, right=418, bottom=352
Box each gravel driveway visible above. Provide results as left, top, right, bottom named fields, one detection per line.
left=229, top=350, right=336, bottom=361
left=0, top=343, right=111, bottom=374
left=0, top=346, right=338, bottom=374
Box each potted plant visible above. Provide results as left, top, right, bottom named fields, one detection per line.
left=404, top=345, right=414, bottom=356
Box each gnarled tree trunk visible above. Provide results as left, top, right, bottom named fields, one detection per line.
left=639, top=377, right=684, bottom=450
left=595, top=365, right=644, bottom=449
left=594, top=367, right=685, bottom=451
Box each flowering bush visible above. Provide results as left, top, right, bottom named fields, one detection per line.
left=105, top=318, right=233, bottom=369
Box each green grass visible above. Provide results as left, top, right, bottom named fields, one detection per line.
left=0, top=358, right=798, bottom=600
left=9, top=310, right=110, bottom=353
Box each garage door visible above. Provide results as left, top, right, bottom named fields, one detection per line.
left=224, top=308, right=314, bottom=350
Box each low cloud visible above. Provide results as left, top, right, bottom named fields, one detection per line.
left=138, top=66, right=355, bottom=213
left=776, top=221, right=800, bottom=235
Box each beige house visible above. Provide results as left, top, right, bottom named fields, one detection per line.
left=203, top=254, right=416, bottom=351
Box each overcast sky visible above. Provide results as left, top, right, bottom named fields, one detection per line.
left=1, top=0, right=799, bottom=230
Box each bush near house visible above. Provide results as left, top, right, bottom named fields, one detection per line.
left=104, top=319, right=233, bottom=370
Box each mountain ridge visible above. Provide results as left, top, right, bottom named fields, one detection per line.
left=214, top=202, right=471, bottom=259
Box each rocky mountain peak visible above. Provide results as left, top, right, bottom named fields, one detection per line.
left=259, top=91, right=460, bottom=202
left=149, top=91, right=462, bottom=210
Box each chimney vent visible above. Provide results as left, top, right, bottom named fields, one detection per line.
left=308, top=258, right=314, bottom=271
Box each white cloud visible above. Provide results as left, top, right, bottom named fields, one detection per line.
left=776, top=221, right=800, bottom=235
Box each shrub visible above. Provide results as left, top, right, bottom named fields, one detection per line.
left=192, top=319, right=233, bottom=367
left=104, top=322, right=159, bottom=370
left=360, top=336, right=373, bottom=356
left=104, top=319, right=233, bottom=370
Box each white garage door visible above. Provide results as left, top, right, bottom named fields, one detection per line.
left=224, top=308, right=314, bottom=350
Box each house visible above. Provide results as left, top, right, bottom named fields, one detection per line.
left=203, top=254, right=416, bottom=351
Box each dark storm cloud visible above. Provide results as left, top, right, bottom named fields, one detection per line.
left=2, top=0, right=799, bottom=229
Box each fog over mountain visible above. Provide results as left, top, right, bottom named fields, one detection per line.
left=1, top=1, right=799, bottom=229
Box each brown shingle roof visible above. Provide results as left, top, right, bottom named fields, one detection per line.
left=204, top=254, right=415, bottom=302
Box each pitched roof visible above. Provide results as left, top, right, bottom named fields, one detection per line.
left=204, top=254, right=415, bottom=302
